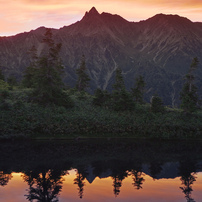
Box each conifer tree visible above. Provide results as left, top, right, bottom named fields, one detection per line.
left=93, top=88, right=110, bottom=107
left=75, top=55, right=90, bottom=92
left=113, top=68, right=125, bottom=91
left=131, top=75, right=145, bottom=104
left=112, top=68, right=134, bottom=111
left=24, top=28, right=73, bottom=107
left=150, top=94, right=165, bottom=113
left=22, top=45, right=38, bottom=88
left=180, top=57, right=199, bottom=113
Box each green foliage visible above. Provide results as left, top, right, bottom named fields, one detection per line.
left=7, top=75, right=18, bottom=87
left=0, top=69, right=4, bottom=81
left=111, top=89, right=135, bottom=111
left=23, top=29, right=73, bottom=108
left=22, top=45, right=38, bottom=88
left=75, top=55, right=90, bottom=92
left=0, top=90, right=9, bottom=100
left=180, top=57, right=199, bottom=113
left=150, top=95, right=165, bottom=113
left=32, top=56, right=61, bottom=102
left=1, top=59, right=202, bottom=139
left=71, top=90, right=90, bottom=101
left=113, top=68, right=125, bottom=91
left=111, top=68, right=135, bottom=111
left=131, top=75, right=145, bottom=104
left=22, top=66, right=36, bottom=88
left=180, top=83, right=198, bottom=113
left=1, top=87, right=202, bottom=139
left=93, top=88, right=110, bottom=107
left=0, top=80, right=10, bottom=105
left=0, top=79, right=10, bottom=91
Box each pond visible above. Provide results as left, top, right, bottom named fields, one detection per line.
left=0, top=139, right=202, bottom=201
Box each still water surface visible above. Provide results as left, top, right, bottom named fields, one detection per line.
left=0, top=139, right=202, bottom=201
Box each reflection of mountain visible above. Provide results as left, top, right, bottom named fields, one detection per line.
left=0, top=140, right=202, bottom=180
left=1, top=7, right=202, bottom=105
left=85, top=165, right=112, bottom=184
left=1, top=139, right=202, bottom=200
left=142, top=162, right=179, bottom=179
left=76, top=161, right=202, bottom=184
left=142, top=161, right=202, bottom=180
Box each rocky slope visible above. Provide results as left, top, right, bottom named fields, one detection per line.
left=1, top=7, right=202, bottom=106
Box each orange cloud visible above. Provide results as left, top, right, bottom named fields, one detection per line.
left=0, top=0, right=202, bottom=36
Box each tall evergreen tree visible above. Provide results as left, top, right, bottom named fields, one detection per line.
left=113, top=68, right=125, bottom=91
left=74, top=172, right=85, bottom=199
left=75, top=55, right=90, bottom=92
left=93, top=88, right=110, bottom=107
left=22, top=45, right=38, bottom=88
left=111, top=68, right=134, bottom=111
left=24, top=28, right=73, bottom=107
left=180, top=57, right=199, bottom=113
left=131, top=75, right=145, bottom=104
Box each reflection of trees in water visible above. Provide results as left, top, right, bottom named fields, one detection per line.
left=74, top=166, right=88, bottom=199
left=131, top=170, right=145, bottom=190
left=109, top=159, right=129, bottom=197
left=74, top=172, right=85, bottom=199
left=179, top=158, right=198, bottom=202
left=0, top=171, right=13, bottom=186
left=112, top=176, right=122, bottom=197
left=1, top=140, right=202, bottom=200
left=23, top=169, right=68, bottom=202
left=111, top=172, right=128, bottom=197
left=180, top=173, right=197, bottom=202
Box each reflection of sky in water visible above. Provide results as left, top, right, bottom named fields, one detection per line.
left=1, top=171, right=202, bottom=202
left=1, top=140, right=202, bottom=201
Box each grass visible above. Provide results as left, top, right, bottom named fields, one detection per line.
left=1, top=88, right=202, bottom=140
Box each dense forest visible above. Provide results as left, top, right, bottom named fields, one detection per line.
left=0, top=29, right=202, bottom=139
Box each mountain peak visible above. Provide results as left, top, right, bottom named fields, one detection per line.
left=88, top=7, right=99, bottom=15
left=146, top=13, right=192, bottom=25
left=81, top=7, right=101, bottom=22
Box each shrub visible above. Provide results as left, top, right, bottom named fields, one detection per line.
left=150, top=95, right=165, bottom=113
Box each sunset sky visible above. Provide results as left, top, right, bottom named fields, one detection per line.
left=0, top=0, right=202, bottom=36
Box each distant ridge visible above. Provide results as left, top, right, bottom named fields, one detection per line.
left=0, top=7, right=202, bottom=106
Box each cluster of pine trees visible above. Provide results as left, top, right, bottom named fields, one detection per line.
left=0, top=29, right=200, bottom=114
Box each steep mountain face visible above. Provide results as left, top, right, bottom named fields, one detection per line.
left=1, top=7, right=202, bottom=106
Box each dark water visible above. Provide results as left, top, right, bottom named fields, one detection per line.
left=0, top=139, right=202, bottom=201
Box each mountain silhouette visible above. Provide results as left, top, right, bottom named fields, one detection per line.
left=1, top=7, right=202, bottom=105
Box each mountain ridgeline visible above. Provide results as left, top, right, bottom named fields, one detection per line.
left=1, top=7, right=202, bottom=106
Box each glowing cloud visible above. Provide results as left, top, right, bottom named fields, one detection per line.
left=0, top=0, right=202, bottom=36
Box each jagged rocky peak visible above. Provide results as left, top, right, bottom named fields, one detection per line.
left=89, top=7, right=99, bottom=15
left=80, top=7, right=105, bottom=31
left=83, top=7, right=100, bottom=18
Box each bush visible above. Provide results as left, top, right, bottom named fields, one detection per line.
left=0, top=80, right=10, bottom=99
left=111, top=89, right=135, bottom=111
left=0, top=90, right=9, bottom=99
left=150, top=95, right=165, bottom=113
left=93, top=88, right=110, bottom=107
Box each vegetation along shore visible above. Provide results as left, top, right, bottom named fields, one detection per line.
left=0, top=29, right=201, bottom=140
